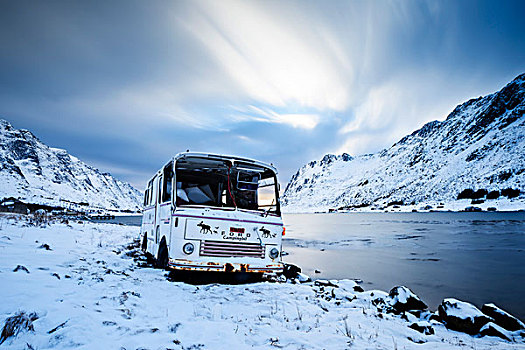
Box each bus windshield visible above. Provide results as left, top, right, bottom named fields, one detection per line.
left=175, top=156, right=280, bottom=215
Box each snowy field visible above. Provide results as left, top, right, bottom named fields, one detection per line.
left=0, top=214, right=523, bottom=349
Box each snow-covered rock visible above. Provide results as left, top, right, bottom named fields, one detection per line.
left=482, top=303, right=525, bottom=332
left=409, top=321, right=434, bottom=335
left=282, top=73, right=525, bottom=212
left=438, top=298, right=493, bottom=335
left=0, top=119, right=142, bottom=211
left=479, top=322, right=513, bottom=342
left=387, top=286, right=428, bottom=313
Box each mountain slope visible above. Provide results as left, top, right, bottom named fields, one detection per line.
left=282, top=74, right=525, bottom=212
left=0, top=119, right=142, bottom=211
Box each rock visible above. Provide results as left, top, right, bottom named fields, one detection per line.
left=38, top=243, right=52, bottom=250
left=13, top=265, right=30, bottom=273
left=429, top=312, right=442, bottom=323
left=487, top=207, right=497, bottom=211
left=438, top=298, right=492, bottom=335
left=337, top=279, right=364, bottom=293
left=282, top=263, right=301, bottom=280
left=314, top=269, right=321, bottom=274
left=353, top=285, right=364, bottom=293
left=0, top=311, right=38, bottom=344
left=457, top=189, right=475, bottom=199
left=314, top=279, right=338, bottom=288
left=296, top=273, right=311, bottom=283
left=401, top=311, right=419, bottom=323
left=464, top=206, right=482, bottom=212
left=479, top=322, right=512, bottom=341
left=332, top=287, right=355, bottom=301
left=481, top=303, right=525, bottom=332
left=387, top=286, right=427, bottom=313
left=501, top=188, right=520, bottom=198
left=486, top=190, right=500, bottom=199
left=409, top=321, right=434, bottom=335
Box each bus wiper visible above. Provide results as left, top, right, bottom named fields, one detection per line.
left=264, top=199, right=275, bottom=217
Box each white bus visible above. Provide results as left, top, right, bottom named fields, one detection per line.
left=140, top=152, right=284, bottom=277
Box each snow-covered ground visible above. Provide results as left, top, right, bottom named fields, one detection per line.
left=0, top=214, right=523, bottom=349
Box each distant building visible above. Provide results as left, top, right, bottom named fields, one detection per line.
left=0, top=197, right=29, bottom=214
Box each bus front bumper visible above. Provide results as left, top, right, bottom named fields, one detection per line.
left=168, top=259, right=284, bottom=275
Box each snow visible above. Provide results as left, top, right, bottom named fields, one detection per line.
left=282, top=74, right=525, bottom=213
left=0, top=215, right=522, bottom=349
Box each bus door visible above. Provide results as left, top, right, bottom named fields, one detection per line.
left=157, top=162, right=174, bottom=249
left=153, top=174, right=163, bottom=255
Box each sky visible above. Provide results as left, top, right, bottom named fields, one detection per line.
left=1, top=0, right=524, bottom=190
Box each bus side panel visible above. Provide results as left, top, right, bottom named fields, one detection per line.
left=142, top=206, right=155, bottom=255
left=158, top=202, right=171, bottom=247
left=169, top=217, right=187, bottom=260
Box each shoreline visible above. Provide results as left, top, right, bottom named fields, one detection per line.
left=282, top=198, right=525, bottom=214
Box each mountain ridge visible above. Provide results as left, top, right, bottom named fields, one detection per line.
left=281, top=74, right=525, bottom=212
left=0, top=119, right=142, bottom=211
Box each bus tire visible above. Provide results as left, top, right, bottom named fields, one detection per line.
left=156, top=237, right=169, bottom=269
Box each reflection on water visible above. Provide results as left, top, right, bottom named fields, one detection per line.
left=282, top=212, right=525, bottom=321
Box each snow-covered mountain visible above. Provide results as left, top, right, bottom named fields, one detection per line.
left=282, top=74, right=525, bottom=212
left=0, top=119, right=142, bottom=211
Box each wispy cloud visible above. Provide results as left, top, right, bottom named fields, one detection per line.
left=231, top=105, right=320, bottom=130
left=175, top=0, right=352, bottom=111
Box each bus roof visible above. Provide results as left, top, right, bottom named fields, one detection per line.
left=173, top=152, right=278, bottom=174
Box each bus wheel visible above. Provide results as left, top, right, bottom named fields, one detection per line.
left=141, top=233, right=147, bottom=252
left=156, top=237, right=169, bottom=270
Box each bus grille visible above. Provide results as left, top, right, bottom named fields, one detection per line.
left=200, top=240, right=265, bottom=258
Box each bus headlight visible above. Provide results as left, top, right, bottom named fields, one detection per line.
left=269, top=247, right=279, bottom=259
left=183, top=243, right=194, bottom=255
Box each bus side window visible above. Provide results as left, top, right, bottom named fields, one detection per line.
left=158, top=175, right=163, bottom=204
left=147, top=180, right=154, bottom=205
left=162, top=162, right=173, bottom=203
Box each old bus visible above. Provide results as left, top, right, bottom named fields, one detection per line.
left=140, top=152, right=284, bottom=277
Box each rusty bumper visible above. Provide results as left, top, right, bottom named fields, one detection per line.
left=168, top=259, right=283, bottom=274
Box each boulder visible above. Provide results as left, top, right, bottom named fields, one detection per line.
left=481, top=303, right=525, bottom=332
left=337, top=279, right=364, bottom=293
left=282, top=263, right=301, bottom=280
left=464, top=206, right=482, bottom=212
left=409, top=321, right=435, bottom=335
left=314, top=279, right=338, bottom=288
left=387, top=286, right=427, bottom=313
left=296, top=272, right=311, bottom=283
left=479, top=322, right=512, bottom=341
left=438, top=298, right=492, bottom=335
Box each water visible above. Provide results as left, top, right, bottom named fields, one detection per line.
left=282, top=212, right=525, bottom=321
left=90, top=215, right=142, bottom=226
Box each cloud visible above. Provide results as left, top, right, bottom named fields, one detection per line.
left=1, top=0, right=524, bottom=189
left=231, top=106, right=320, bottom=130
left=175, top=0, right=352, bottom=111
